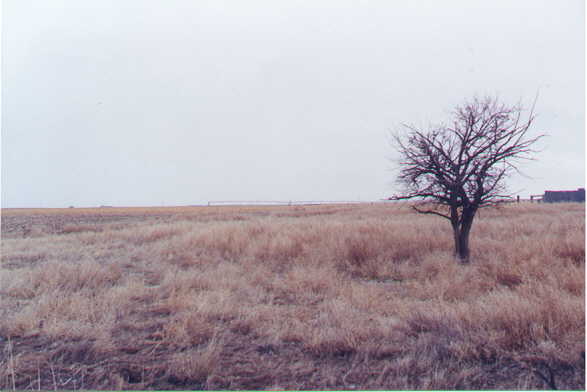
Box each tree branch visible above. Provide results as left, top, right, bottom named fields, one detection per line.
left=412, top=205, right=452, bottom=220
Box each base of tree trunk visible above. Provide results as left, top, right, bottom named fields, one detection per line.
left=457, top=254, right=471, bottom=264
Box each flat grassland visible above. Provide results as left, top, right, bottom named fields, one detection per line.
left=0, top=203, right=584, bottom=390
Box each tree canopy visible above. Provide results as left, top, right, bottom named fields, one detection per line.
left=391, top=96, right=544, bottom=261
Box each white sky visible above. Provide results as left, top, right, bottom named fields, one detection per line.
left=1, top=0, right=585, bottom=208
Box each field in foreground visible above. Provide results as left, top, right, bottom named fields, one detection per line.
left=0, top=203, right=584, bottom=390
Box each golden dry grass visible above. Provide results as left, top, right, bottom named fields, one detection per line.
left=0, top=202, right=584, bottom=390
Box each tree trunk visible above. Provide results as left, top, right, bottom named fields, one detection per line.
left=452, top=210, right=475, bottom=263
left=456, top=226, right=471, bottom=263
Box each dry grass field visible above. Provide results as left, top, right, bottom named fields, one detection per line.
left=0, top=202, right=584, bottom=390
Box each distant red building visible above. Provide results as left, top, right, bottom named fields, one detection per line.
left=543, top=188, right=585, bottom=203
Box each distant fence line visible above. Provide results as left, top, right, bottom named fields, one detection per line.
left=206, top=200, right=383, bottom=206
left=204, top=190, right=587, bottom=207
left=206, top=193, right=587, bottom=206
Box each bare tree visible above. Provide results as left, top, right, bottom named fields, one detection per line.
left=391, top=96, right=544, bottom=263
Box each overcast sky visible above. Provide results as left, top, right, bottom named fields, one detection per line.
left=1, top=0, right=584, bottom=208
